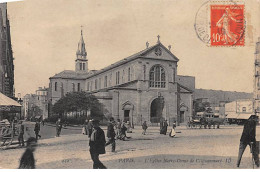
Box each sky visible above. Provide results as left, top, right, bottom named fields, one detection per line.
left=4, top=0, right=260, bottom=97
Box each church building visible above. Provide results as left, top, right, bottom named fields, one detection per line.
left=49, top=30, right=195, bottom=125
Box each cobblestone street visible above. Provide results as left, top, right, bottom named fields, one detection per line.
left=0, top=124, right=259, bottom=169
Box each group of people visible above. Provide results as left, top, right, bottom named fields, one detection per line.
left=84, top=118, right=128, bottom=141
left=16, top=115, right=259, bottom=169
left=84, top=117, right=131, bottom=168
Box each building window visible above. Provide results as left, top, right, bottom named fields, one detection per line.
left=54, top=82, right=58, bottom=91
left=104, top=76, right=107, bottom=88
left=116, top=71, right=120, bottom=85
left=99, top=78, right=101, bottom=89
left=90, top=81, right=93, bottom=91
left=83, top=63, right=85, bottom=70
left=95, top=79, right=98, bottom=90
left=242, top=107, right=246, bottom=112
left=173, top=68, right=176, bottom=83
left=143, top=65, right=146, bottom=80
left=80, top=63, right=82, bottom=70
left=128, top=67, right=130, bottom=81
left=72, top=83, right=75, bottom=92
left=122, top=70, right=125, bottom=83
left=149, top=65, right=166, bottom=88
left=78, top=83, right=80, bottom=91
left=87, top=82, right=89, bottom=91
left=109, top=74, right=112, bottom=86
left=155, top=47, right=162, bottom=56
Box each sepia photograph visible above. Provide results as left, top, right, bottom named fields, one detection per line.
left=0, top=0, right=259, bottom=169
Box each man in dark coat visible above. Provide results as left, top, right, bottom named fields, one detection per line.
left=161, top=120, right=168, bottom=135
left=18, top=121, right=25, bottom=146
left=237, top=115, right=259, bottom=167
left=89, top=119, right=107, bottom=169
left=56, top=118, right=62, bottom=137
left=105, top=117, right=116, bottom=152
left=34, top=120, right=41, bottom=141
left=19, top=137, right=37, bottom=169
left=142, top=121, right=148, bottom=135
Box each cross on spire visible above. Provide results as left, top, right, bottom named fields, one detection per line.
left=80, top=25, right=83, bottom=35
left=157, top=35, right=160, bottom=43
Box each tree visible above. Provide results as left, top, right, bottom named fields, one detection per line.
left=193, top=100, right=212, bottom=113
left=28, top=105, right=42, bottom=119
left=52, top=91, right=104, bottom=120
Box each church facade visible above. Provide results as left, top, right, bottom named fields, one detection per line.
left=49, top=31, right=194, bottom=125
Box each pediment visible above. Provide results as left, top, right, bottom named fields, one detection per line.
left=141, top=43, right=179, bottom=62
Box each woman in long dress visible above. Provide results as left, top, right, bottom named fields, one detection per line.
left=169, top=121, right=176, bottom=138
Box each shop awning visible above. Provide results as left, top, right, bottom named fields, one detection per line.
left=237, top=113, right=253, bottom=120
left=226, top=113, right=239, bottom=119
left=0, top=92, right=21, bottom=107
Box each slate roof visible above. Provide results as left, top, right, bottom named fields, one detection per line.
left=50, top=42, right=179, bottom=80
left=86, top=42, right=179, bottom=78
left=50, top=70, right=89, bottom=79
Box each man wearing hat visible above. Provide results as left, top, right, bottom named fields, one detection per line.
left=237, top=115, right=259, bottom=167
left=105, top=117, right=116, bottom=152
left=89, top=119, right=107, bottom=169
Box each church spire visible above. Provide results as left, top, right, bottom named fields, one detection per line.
left=75, top=27, right=88, bottom=73
left=76, top=27, right=87, bottom=59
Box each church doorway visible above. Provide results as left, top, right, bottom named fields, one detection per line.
left=124, top=110, right=130, bottom=122
left=180, top=111, right=185, bottom=123
left=150, top=97, right=165, bottom=123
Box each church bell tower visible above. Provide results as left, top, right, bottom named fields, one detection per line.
left=75, top=29, right=88, bottom=73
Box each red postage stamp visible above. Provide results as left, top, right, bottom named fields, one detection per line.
left=210, top=5, right=244, bottom=46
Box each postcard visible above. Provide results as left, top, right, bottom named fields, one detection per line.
left=0, top=0, right=259, bottom=169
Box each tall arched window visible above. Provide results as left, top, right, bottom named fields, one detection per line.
left=149, top=65, right=166, bottom=88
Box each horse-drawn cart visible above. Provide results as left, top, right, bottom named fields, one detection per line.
left=186, top=112, right=225, bottom=129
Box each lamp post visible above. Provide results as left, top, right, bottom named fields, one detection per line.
left=158, top=93, right=165, bottom=122
left=17, top=93, right=23, bottom=119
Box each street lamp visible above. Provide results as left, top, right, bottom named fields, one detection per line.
left=158, top=92, right=165, bottom=122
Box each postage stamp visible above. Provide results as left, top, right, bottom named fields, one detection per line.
left=194, top=1, right=245, bottom=47
left=210, top=5, right=244, bottom=46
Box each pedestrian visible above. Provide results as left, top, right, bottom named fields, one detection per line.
left=89, top=119, right=107, bottom=169
left=18, top=121, right=25, bottom=147
left=120, top=121, right=127, bottom=140
left=34, top=120, right=41, bottom=141
left=105, top=117, right=116, bottom=152
left=237, top=115, right=259, bottom=167
left=87, top=119, right=93, bottom=138
left=19, top=137, right=37, bottom=169
left=161, top=120, right=168, bottom=135
left=41, top=119, right=45, bottom=126
left=169, top=121, right=176, bottom=138
left=160, top=118, right=164, bottom=134
left=56, top=118, right=62, bottom=137
left=116, top=119, right=121, bottom=139
left=142, top=121, right=148, bottom=135
left=83, top=119, right=88, bottom=135
left=173, top=121, right=177, bottom=129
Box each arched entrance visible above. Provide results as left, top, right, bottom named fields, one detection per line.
left=150, top=97, right=165, bottom=123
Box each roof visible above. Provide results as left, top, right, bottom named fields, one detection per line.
left=0, top=92, right=21, bottom=107
left=50, top=70, right=89, bottom=79
left=50, top=42, right=179, bottom=80
left=178, top=83, right=193, bottom=93
left=237, top=113, right=253, bottom=119
left=86, top=42, right=179, bottom=78
left=226, top=113, right=239, bottom=119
